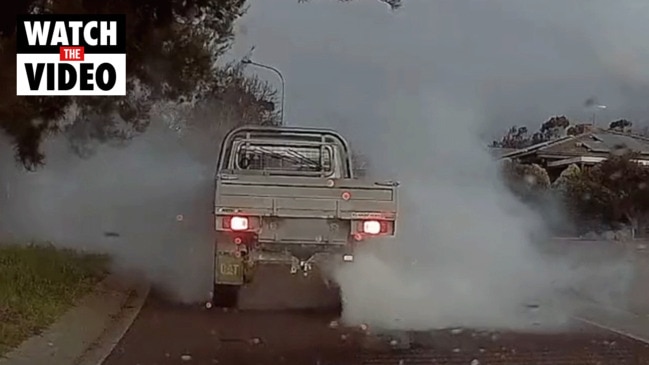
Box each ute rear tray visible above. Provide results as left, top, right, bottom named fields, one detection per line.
left=215, top=176, right=396, bottom=220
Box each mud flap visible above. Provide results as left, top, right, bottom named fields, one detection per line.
left=215, top=252, right=244, bottom=285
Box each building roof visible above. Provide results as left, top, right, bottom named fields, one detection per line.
left=500, top=128, right=649, bottom=160
left=489, top=147, right=518, bottom=158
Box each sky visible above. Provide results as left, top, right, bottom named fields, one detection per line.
left=229, top=0, right=649, bottom=139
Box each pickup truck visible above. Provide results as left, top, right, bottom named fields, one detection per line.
left=211, top=125, right=399, bottom=307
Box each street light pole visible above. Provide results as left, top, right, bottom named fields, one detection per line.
left=241, top=58, right=285, bottom=126
left=591, top=104, right=606, bottom=126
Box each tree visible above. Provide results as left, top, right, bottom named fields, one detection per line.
left=539, top=115, right=570, bottom=140
left=491, top=115, right=576, bottom=149
left=563, top=151, right=649, bottom=238
left=490, top=126, right=533, bottom=149
left=1, top=0, right=399, bottom=169
left=501, top=159, right=550, bottom=203
left=565, top=123, right=593, bottom=136
left=551, top=163, right=595, bottom=232
left=609, top=119, right=633, bottom=133
left=551, top=163, right=581, bottom=192
left=65, top=61, right=279, bottom=158
left=1, top=0, right=250, bottom=169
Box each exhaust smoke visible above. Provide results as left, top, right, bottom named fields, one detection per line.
left=228, top=0, right=645, bottom=330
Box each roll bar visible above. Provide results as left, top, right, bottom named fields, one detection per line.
left=215, top=125, right=355, bottom=178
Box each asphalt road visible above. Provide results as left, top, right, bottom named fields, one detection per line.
left=103, top=293, right=649, bottom=365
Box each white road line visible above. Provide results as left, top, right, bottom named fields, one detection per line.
left=573, top=315, right=649, bottom=344
left=572, top=315, right=649, bottom=344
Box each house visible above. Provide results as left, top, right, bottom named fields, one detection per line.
left=498, top=128, right=649, bottom=181
left=489, top=147, right=518, bottom=159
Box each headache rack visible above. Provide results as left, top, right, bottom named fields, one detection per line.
left=216, top=126, right=355, bottom=178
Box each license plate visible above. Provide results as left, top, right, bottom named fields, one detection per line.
left=219, top=263, right=241, bottom=276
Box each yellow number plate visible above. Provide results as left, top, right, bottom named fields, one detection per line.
left=219, top=263, right=241, bottom=276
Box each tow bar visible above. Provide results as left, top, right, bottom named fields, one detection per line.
left=290, top=257, right=314, bottom=276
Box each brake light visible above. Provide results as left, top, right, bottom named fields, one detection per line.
left=226, top=216, right=249, bottom=231
left=363, top=220, right=382, bottom=234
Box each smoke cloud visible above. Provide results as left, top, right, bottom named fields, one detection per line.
left=330, top=92, right=633, bottom=331
left=0, top=0, right=644, bottom=324
left=0, top=116, right=222, bottom=303
left=228, top=0, right=642, bottom=330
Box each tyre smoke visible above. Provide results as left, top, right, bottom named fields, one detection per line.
left=226, top=0, right=645, bottom=330
left=0, top=117, right=224, bottom=303
left=331, top=93, right=633, bottom=331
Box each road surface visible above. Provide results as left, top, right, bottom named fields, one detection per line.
left=103, top=293, right=649, bottom=365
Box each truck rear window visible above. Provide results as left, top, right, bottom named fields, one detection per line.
left=235, top=144, right=332, bottom=174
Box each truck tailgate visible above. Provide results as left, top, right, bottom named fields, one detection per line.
left=215, top=175, right=396, bottom=220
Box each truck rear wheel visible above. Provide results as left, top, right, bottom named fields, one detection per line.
left=212, top=284, right=240, bottom=308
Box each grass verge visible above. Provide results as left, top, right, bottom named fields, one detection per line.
left=0, top=243, right=109, bottom=356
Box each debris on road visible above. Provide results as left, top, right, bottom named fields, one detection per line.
left=101, top=297, right=649, bottom=365
left=181, top=354, right=192, bottom=361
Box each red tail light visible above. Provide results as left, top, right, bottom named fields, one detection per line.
left=363, top=220, right=382, bottom=234
left=361, top=220, right=390, bottom=235
left=223, top=216, right=249, bottom=231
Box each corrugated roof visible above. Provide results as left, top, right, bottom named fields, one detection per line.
left=500, top=136, right=574, bottom=159
left=583, top=131, right=649, bottom=153
left=489, top=147, right=518, bottom=158
left=500, top=129, right=649, bottom=159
